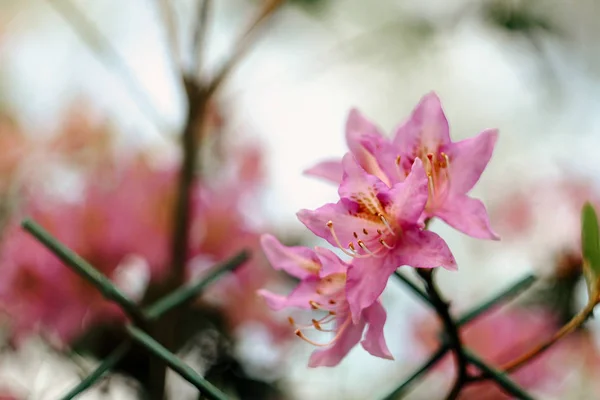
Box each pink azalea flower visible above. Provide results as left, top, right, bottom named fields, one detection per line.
left=305, top=92, right=499, bottom=240
left=258, top=234, right=393, bottom=367
left=298, top=154, right=456, bottom=321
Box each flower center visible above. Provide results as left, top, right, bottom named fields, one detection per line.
left=289, top=276, right=351, bottom=347
left=422, top=151, right=450, bottom=209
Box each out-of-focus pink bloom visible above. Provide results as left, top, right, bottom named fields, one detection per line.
left=412, top=308, right=568, bottom=399
left=491, top=177, right=600, bottom=276
left=298, top=154, right=456, bottom=321
left=305, top=93, right=499, bottom=240
left=0, top=115, right=30, bottom=192
left=258, top=234, right=393, bottom=367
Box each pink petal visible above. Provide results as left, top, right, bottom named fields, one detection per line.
left=297, top=202, right=383, bottom=253
left=346, top=109, right=384, bottom=153
left=395, top=229, right=458, bottom=271
left=393, top=92, right=451, bottom=154
left=437, top=194, right=500, bottom=240
left=445, top=129, right=498, bottom=194
left=308, top=315, right=366, bottom=367
left=338, top=153, right=391, bottom=201
left=314, top=247, right=348, bottom=277
left=361, top=301, right=394, bottom=360
left=303, top=160, right=343, bottom=184
left=359, top=133, right=405, bottom=185
left=385, top=158, right=429, bottom=225
left=345, top=110, right=391, bottom=185
left=260, top=234, right=320, bottom=279
left=257, top=278, right=320, bottom=311
left=346, top=257, right=399, bottom=323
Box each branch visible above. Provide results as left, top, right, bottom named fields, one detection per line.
left=499, top=296, right=597, bottom=374
left=48, top=0, right=168, bottom=134
left=205, top=0, right=284, bottom=97
left=416, top=269, right=468, bottom=400
left=157, top=0, right=181, bottom=71
left=192, top=0, right=212, bottom=76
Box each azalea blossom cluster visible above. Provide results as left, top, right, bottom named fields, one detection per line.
left=259, top=93, right=500, bottom=367
left=0, top=123, right=290, bottom=347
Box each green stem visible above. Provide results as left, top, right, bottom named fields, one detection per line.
left=126, top=325, right=229, bottom=400
left=456, top=274, right=536, bottom=326
left=417, top=269, right=468, bottom=400
left=60, top=342, right=131, bottom=400
left=464, top=349, right=535, bottom=400
left=382, top=344, right=449, bottom=400
left=21, top=219, right=146, bottom=325
left=393, top=270, right=432, bottom=305
left=144, top=250, right=249, bottom=320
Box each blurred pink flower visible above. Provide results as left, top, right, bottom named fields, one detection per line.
left=298, top=154, right=456, bottom=321
left=0, top=149, right=274, bottom=344
left=491, top=177, right=600, bottom=276
left=412, top=308, right=569, bottom=399
left=258, top=235, right=392, bottom=367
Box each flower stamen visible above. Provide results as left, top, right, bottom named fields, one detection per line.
left=358, top=240, right=384, bottom=257
left=294, top=317, right=352, bottom=347
left=326, top=221, right=372, bottom=258
left=379, top=238, right=394, bottom=250
left=377, top=213, right=396, bottom=236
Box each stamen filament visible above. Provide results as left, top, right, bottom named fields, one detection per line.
left=379, top=238, right=394, bottom=250
left=358, top=240, right=384, bottom=257
left=377, top=213, right=396, bottom=236
left=427, top=173, right=435, bottom=196
left=326, top=221, right=372, bottom=258
left=294, top=317, right=352, bottom=347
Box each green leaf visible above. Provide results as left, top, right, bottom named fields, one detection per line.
left=581, top=202, right=600, bottom=299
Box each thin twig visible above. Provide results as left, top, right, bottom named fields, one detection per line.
left=48, top=0, right=168, bottom=134
left=126, top=325, right=229, bottom=400
left=456, top=274, right=536, bottom=326
left=59, top=342, right=131, bottom=400
left=205, top=0, right=284, bottom=97
left=157, top=0, right=181, bottom=71
left=144, top=250, right=249, bottom=320
left=417, top=269, right=468, bottom=400
left=382, top=344, right=449, bottom=400
left=22, top=219, right=147, bottom=326
left=499, top=296, right=597, bottom=374
left=393, top=270, right=431, bottom=305
left=192, top=0, right=212, bottom=77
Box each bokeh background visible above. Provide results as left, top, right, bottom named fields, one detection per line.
left=1, top=0, right=600, bottom=399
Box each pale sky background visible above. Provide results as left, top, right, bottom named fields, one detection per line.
left=2, top=0, right=600, bottom=399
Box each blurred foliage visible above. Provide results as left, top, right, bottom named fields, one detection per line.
left=72, top=305, right=287, bottom=399
left=483, top=0, right=560, bottom=37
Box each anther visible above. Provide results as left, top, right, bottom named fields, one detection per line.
left=363, top=228, right=369, bottom=235
left=377, top=213, right=396, bottom=236
left=326, top=220, right=370, bottom=258
left=328, top=299, right=336, bottom=305
left=288, top=317, right=295, bottom=326
left=358, top=240, right=384, bottom=256
left=353, top=232, right=358, bottom=239
left=309, top=300, right=321, bottom=310
left=349, top=242, right=356, bottom=252
left=379, top=238, right=394, bottom=250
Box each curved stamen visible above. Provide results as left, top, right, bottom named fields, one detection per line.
left=441, top=152, right=451, bottom=182
left=377, top=213, right=396, bottom=236
left=358, top=240, right=385, bottom=257
left=379, top=238, right=394, bottom=250
left=326, top=221, right=372, bottom=258
left=295, top=317, right=352, bottom=347
left=427, top=173, right=435, bottom=196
